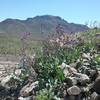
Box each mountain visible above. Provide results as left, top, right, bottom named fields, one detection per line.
left=0, top=15, right=89, bottom=39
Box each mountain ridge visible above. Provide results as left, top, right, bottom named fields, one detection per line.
left=0, top=15, right=89, bottom=39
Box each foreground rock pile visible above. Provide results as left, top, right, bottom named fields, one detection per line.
left=59, top=51, right=100, bottom=100
left=0, top=51, right=100, bottom=100
left=0, top=57, right=38, bottom=100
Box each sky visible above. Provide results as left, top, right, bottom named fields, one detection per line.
left=0, top=0, right=100, bottom=24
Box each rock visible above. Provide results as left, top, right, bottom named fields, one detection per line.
left=89, top=69, right=98, bottom=81
left=0, top=85, right=10, bottom=97
left=96, top=96, right=100, bottom=100
left=15, top=69, right=22, bottom=76
left=63, top=68, right=70, bottom=77
left=83, top=62, right=90, bottom=66
left=67, top=95, right=76, bottom=100
left=81, top=87, right=89, bottom=93
left=91, top=92, right=98, bottom=100
left=61, top=63, right=70, bottom=77
left=66, top=77, right=77, bottom=86
left=93, top=76, right=100, bottom=94
left=69, top=63, right=77, bottom=68
left=79, top=66, right=90, bottom=74
left=18, top=96, right=32, bottom=100
left=67, top=67, right=77, bottom=74
left=20, top=81, right=38, bottom=97
left=61, top=63, right=69, bottom=69
left=82, top=59, right=88, bottom=62
left=67, top=85, right=81, bottom=95
left=82, top=53, right=91, bottom=60
left=61, top=63, right=77, bottom=77
left=73, top=72, right=90, bottom=85
left=62, top=63, right=77, bottom=73
left=0, top=75, right=12, bottom=88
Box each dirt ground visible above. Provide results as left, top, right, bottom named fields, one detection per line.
left=0, top=54, right=21, bottom=62
left=0, top=54, right=20, bottom=81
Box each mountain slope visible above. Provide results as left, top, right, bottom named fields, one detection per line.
left=0, top=15, right=89, bottom=39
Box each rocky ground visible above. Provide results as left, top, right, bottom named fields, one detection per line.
left=0, top=61, right=19, bottom=80
left=0, top=52, right=99, bottom=100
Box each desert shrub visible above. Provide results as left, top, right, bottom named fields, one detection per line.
left=18, top=28, right=100, bottom=99
left=35, top=87, right=54, bottom=100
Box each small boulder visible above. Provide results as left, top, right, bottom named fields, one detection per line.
left=73, top=72, right=90, bottom=85
left=91, top=92, right=99, bottom=100
left=93, top=76, right=100, bottom=94
left=15, top=69, right=22, bottom=76
left=20, top=81, right=38, bottom=97
left=68, top=67, right=77, bottom=74
left=65, top=77, right=77, bottom=86
left=61, top=63, right=77, bottom=77
left=0, top=75, right=12, bottom=88
left=67, top=85, right=81, bottom=95
left=63, top=68, right=70, bottom=77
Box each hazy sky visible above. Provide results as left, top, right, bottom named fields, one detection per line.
left=0, top=0, right=100, bottom=24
